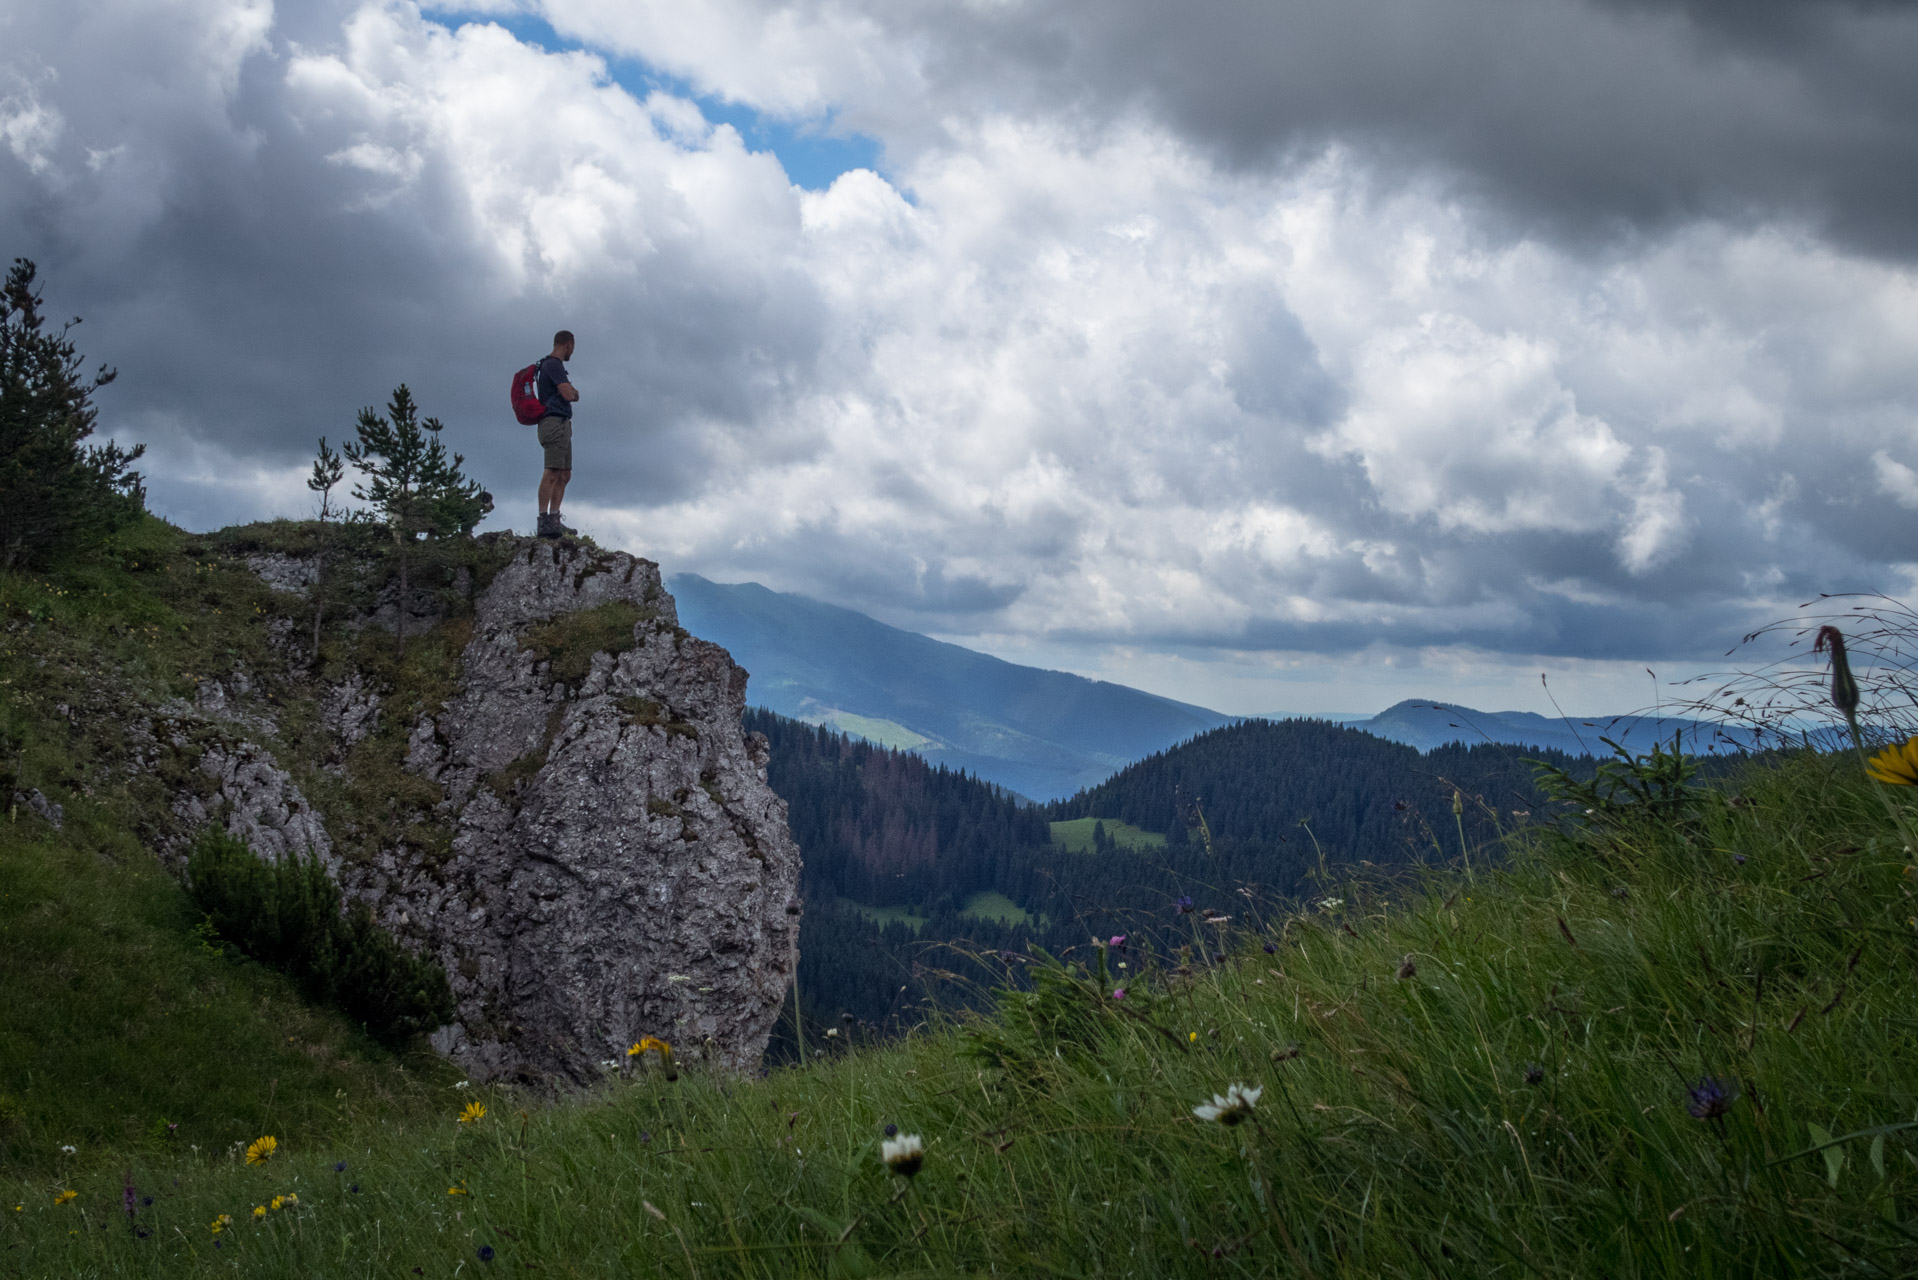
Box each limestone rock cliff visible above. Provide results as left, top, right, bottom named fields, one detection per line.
left=165, top=536, right=803, bottom=1085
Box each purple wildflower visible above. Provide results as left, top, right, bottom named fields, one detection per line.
left=123, top=1179, right=136, bottom=1219
left=1686, top=1076, right=1739, bottom=1121
left=1111, top=988, right=1126, bottom=1001
left=1109, top=934, right=1127, bottom=949
left=1523, top=1063, right=1544, bottom=1086
left=478, top=1245, right=496, bottom=1262
left=1176, top=896, right=1194, bottom=915
left=1263, top=942, right=1277, bottom=954
left=1211, top=951, right=1226, bottom=965
left=883, top=1123, right=898, bottom=1138
left=334, top=1161, right=347, bottom=1173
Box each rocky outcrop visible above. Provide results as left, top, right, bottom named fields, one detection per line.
left=170, top=536, right=803, bottom=1085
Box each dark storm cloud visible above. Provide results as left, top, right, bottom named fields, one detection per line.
left=827, top=0, right=1918, bottom=257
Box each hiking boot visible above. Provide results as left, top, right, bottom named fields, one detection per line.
left=551, top=513, right=579, bottom=537
left=536, top=512, right=560, bottom=539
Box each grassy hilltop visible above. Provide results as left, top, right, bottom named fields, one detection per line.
left=5, top=519, right=1918, bottom=1276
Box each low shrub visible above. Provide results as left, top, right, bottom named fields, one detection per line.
left=186, top=830, right=454, bottom=1044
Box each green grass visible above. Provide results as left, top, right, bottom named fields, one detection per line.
left=0, top=814, right=458, bottom=1180
left=8, top=747, right=1918, bottom=1276
left=845, top=901, right=928, bottom=933
left=815, top=711, right=933, bottom=752
left=960, top=890, right=1031, bottom=926
left=1050, top=815, right=1168, bottom=852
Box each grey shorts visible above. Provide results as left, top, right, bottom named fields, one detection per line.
left=537, top=415, right=572, bottom=472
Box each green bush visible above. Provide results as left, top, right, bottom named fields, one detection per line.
left=186, top=830, right=454, bottom=1044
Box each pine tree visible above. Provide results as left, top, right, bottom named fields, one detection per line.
left=306, top=436, right=345, bottom=659
left=342, top=385, right=486, bottom=652
left=0, top=258, right=144, bottom=569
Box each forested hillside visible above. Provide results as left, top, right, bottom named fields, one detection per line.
left=755, top=710, right=1593, bottom=1037
left=1053, top=717, right=1590, bottom=856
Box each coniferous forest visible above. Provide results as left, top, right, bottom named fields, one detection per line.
left=757, top=709, right=1594, bottom=1040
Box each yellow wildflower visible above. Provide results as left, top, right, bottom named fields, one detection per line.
left=270, top=1196, right=284, bottom=1211
left=252, top=1206, right=266, bottom=1219
left=209, top=1214, right=231, bottom=1234
left=245, top=1135, right=277, bottom=1165
left=1188, top=1031, right=1199, bottom=1043
left=628, top=1036, right=673, bottom=1057
left=283, top=1193, right=297, bottom=1205
left=1867, top=736, right=1918, bottom=786
left=53, top=1190, right=76, bottom=1205
left=448, top=1182, right=469, bottom=1196
left=459, top=1101, right=487, bottom=1124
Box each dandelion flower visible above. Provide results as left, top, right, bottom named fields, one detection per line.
left=880, top=1133, right=925, bottom=1178
left=1188, top=1031, right=1199, bottom=1043
left=459, top=1101, right=487, bottom=1124
left=245, top=1135, right=277, bottom=1165
left=54, top=1190, right=76, bottom=1205
left=1193, top=1083, right=1263, bottom=1126
left=628, top=1036, right=678, bottom=1080
left=1867, top=737, right=1918, bottom=786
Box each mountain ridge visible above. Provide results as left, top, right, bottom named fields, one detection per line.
left=668, top=573, right=1235, bottom=800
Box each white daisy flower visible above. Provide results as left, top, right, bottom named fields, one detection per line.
left=880, top=1133, right=925, bottom=1177
left=1192, top=1083, right=1263, bottom=1126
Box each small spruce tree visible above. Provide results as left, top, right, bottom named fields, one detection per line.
left=0, top=258, right=145, bottom=569
left=306, top=435, right=345, bottom=659
left=342, top=385, right=486, bottom=652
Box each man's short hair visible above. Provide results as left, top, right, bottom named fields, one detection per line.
left=553, top=329, right=574, bottom=348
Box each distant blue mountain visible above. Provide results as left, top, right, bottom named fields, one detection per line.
left=1356, top=700, right=1760, bottom=756
left=668, top=575, right=1236, bottom=801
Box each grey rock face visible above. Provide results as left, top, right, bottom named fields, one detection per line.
left=386, top=541, right=801, bottom=1082
left=13, top=788, right=63, bottom=829
left=175, top=743, right=335, bottom=869
left=196, top=538, right=803, bottom=1084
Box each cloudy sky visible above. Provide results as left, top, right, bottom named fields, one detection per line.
left=6, top=0, right=1918, bottom=716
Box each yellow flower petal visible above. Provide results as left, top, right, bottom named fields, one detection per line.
left=1867, top=736, right=1918, bottom=786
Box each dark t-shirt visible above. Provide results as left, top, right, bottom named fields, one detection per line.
left=536, top=356, right=572, bottom=421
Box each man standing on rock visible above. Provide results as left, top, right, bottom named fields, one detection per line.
left=536, top=331, right=579, bottom=539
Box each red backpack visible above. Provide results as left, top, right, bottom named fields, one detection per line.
left=510, top=360, right=547, bottom=425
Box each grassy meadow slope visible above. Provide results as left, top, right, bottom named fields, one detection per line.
left=0, top=516, right=464, bottom=1175
left=6, top=522, right=1918, bottom=1276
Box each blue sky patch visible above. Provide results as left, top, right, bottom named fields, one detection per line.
left=430, top=9, right=883, bottom=191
